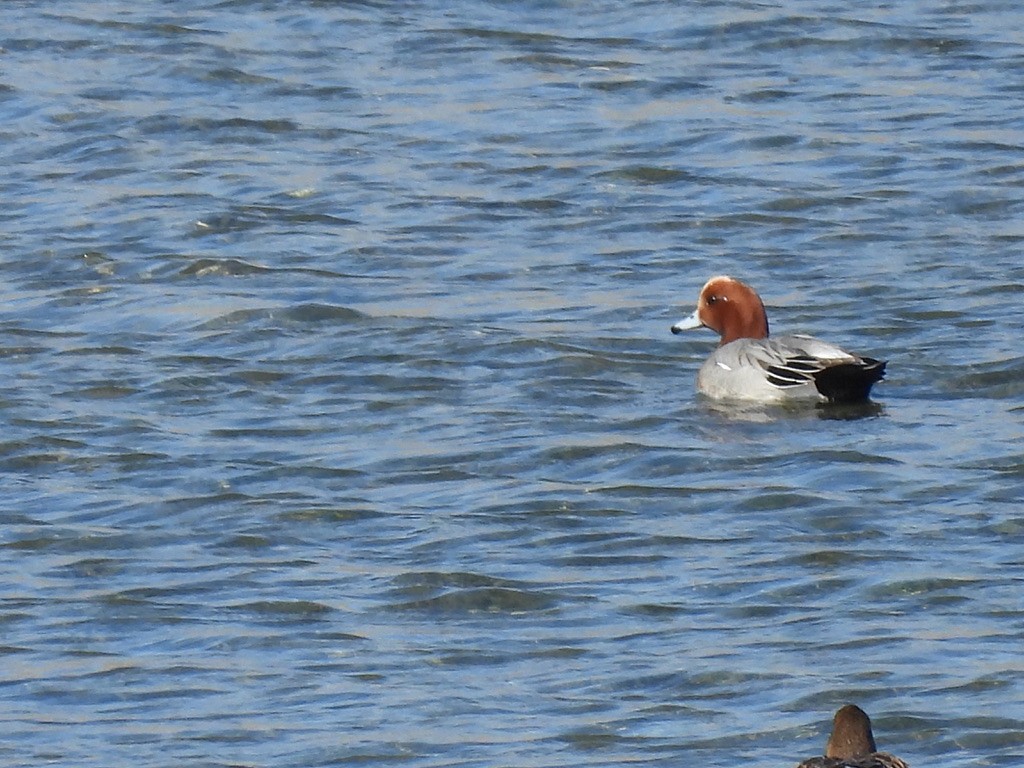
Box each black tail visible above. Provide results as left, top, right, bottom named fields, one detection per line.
left=812, top=358, right=886, bottom=404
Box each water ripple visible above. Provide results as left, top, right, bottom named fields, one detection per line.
left=1, top=2, right=1023, bottom=767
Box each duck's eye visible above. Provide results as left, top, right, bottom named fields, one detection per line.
left=706, top=295, right=724, bottom=305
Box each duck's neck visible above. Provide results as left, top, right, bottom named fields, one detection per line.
left=718, top=303, right=769, bottom=345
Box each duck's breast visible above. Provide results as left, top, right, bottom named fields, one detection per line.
left=696, top=339, right=824, bottom=401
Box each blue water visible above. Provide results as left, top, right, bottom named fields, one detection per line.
left=1, top=2, right=1023, bottom=767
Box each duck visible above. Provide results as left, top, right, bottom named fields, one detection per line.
left=670, top=275, right=885, bottom=403
left=795, top=704, right=909, bottom=768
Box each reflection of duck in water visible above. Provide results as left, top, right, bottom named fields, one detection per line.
left=796, top=704, right=909, bottom=768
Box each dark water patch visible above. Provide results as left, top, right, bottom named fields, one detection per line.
left=475, top=497, right=635, bottom=524
left=388, top=587, right=559, bottom=614
left=943, top=357, right=1024, bottom=398
left=159, top=491, right=254, bottom=515
left=735, top=87, right=799, bottom=102
left=984, top=516, right=1024, bottom=538
left=504, top=51, right=637, bottom=70
left=2, top=528, right=151, bottom=555
left=555, top=552, right=669, bottom=568
left=956, top=729, right=1024, bottom=750
left=189, top=205, right=357, bottom=237
left=388, top=570, right=533, bottom=595
left=268, top=83, right=360, bottom=100
left=278, top=506, right=384, bottom=524
left=867, top=577, right=981, bottom=600
left=71, top=383, right=138, bottom=399
left=384, top=571, right=565, bottom=613
left=723, top=602, right=794, bottom=620
left=207, top=426, right=321, bottom=440
left=205, top=533, right=272, bottom=551
left=732, top=491, right=826, bottom=513
left=203, top=66, right=277, bottom=86
left=584, top=77, right=649, bottom=93
left=231, top=600, right=333, bottom=620
left=49, top=557, right=129, bottom=579
left=178, top=257, right=273, bottom=277
left=596, top=165, right=696, bottom=185
left=0, top=436, right=88, bottom=456
left=62, top=345, right=142, bottom=358
left=278, top=303, right=369, bottom=325
left=940, top=678, right=1018, bottom=697
left=556, top=726, right=623, bottom=749
left=137, top=114, right=299, bottom=138
left=776, top=550, right=878, bottom=569
left=466, top=197, right=571, bottom=213
left=440, top=25, right=637, bottom=50
left=190, top=304, right=367, bottom=332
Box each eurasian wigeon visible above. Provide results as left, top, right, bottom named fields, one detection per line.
left=670, top=276, right=885, bottom=403
left=795, top=704, right=909, bottom=768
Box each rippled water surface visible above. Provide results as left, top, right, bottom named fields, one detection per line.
left=2, top=2, right=1024, bottom=767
